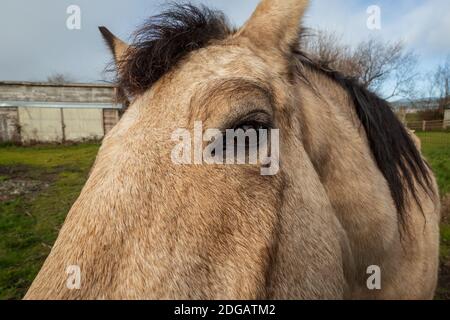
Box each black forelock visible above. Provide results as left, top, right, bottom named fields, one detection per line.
left=117, top=3, right=233, bottom=97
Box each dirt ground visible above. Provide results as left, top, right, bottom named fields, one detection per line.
left=0, top=166, right=50, bottom=201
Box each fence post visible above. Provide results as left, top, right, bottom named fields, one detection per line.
left=422, top=120, right=426, bottom=132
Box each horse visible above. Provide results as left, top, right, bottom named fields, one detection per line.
left=25, top=0, right=440, bottom=300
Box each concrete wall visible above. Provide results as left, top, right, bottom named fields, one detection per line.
left=103, top=109, right=120, bottom=134
left=19, top=107, right=63, bottom=142
left=0, top=82, right=117, bottom=103
left=63, top=108, right=104, bottom=141
left=0, top=107, right=119, bottom=143
left=0, top=82, right=122, bottom=143
left=14, top=107, right=120, bottom=143
left=0, top=108, right=19, bottom=142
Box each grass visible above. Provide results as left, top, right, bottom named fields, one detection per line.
left=0, top=133, right=448, bottom=300
left=416, top=132, right=450, bottom=299
left=417, top=132, right=450, bottom=194
left=0, top=143, right=99, bottom=300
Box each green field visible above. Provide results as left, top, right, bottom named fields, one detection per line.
left=0, top=143, right=100, bottom=300
left=417, top=132, right=450, bottom=194
left=416, top=132, right=450, bottom=299
left=0, top=133, right=449, bottom=300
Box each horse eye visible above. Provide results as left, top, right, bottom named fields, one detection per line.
left=235, top=121, right=268, bottom=132
left=221, top=121, right=270, bottom=152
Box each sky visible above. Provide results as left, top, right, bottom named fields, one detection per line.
left=0, top=0, right=449, bottom=94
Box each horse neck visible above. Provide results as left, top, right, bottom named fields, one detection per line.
left=295, top=69, right=401, bottom=276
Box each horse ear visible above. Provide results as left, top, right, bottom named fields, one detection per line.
left=99, top=26, right=129, bottom=64
left=237, top=0, right=309, bottom=54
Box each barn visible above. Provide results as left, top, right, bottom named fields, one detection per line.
left=0, top=81, right=122, bottom=143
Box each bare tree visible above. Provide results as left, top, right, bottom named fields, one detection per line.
left=47, top=73, right=75, bottom=84
left=303, top=30, right=419, bottom=100
left=302, top=30, right=359, bottom=77
left=433, top=55, right=450, bottom=111
left=416, top=55, right=450, bottom=116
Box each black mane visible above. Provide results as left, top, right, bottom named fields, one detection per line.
left=117, top=4, right=434, bottom=230
left=295, top=51, right=434, bottom=231
left=118, top=3, right=232, bottom=96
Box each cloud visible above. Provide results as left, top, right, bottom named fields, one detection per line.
left=0, top=0, right=448, bottom=82
left=305, top=0, right=368, bottom=44
left=0, top=0, right=155, bottom=82
left=385, top=0, right=450, bottom=58
left=304, top=0, right=450, bottom=69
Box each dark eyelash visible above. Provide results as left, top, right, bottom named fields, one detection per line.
left=228, top=110, right=273, bottom=131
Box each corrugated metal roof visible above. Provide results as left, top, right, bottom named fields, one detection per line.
left=0, top=101, right=122, bottom=109
left=0, top=81, right=117, bottom=88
